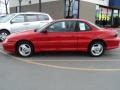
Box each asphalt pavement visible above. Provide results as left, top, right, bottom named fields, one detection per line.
left=0, top=51, right=120, bottom=90
left=0, top=28, right=120, bottom=90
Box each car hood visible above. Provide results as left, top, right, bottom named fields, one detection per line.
left=6, top=30, right=36, bottom=40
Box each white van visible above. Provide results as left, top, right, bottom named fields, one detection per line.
left=0, top=12, right=53, bottom=41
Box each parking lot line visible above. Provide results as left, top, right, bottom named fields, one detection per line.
left=1, top=49, right=120, bottom=71
left=8, top=56, right=120, bottom=72
left=25, top=59, right=120, bottom=62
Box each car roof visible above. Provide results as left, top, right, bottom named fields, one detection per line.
left=53, top=18, right=89, bottom=22
left=13, top=12, right=50, bottom=15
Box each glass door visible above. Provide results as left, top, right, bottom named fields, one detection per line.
left=64, top=0, right=79, bottom=18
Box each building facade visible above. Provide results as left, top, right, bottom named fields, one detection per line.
left=10, top=0, right=64, bottom=19
left=10, top=0, right=99, bottom=22
left=10, top=0, right=120, bottom=26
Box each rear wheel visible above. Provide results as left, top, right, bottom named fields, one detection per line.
left=88, top=41, right=105, bottom=57
left=0, top=30, right=10, bottom=42
left=16, top=41, right=34, bottom=57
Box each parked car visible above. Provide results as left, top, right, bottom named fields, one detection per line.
left=2, top=19, right=120, bottom=57
left=0, top=12, right=53, bottom=41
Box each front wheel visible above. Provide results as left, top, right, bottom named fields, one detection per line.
left=16, top=41, right=34, bottom=57
left=0, top=30, right=10, bottom=42
left=88, top=41, right=105, bottom=57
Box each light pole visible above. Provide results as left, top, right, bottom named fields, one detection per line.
left=18, top=0, right=22, bottom=12
left=78, top=0, right=80, bottom=18
left=39, top=0, right=41, bottom=12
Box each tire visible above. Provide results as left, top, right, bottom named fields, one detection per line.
left=0, top=30, right=10, bottom=42
left=88, top=41, right=105, bottom=57
left=16, top=41, right=34, bottom=57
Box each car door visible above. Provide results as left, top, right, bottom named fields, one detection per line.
left=10, top=14, right=28, bottom=33
left=37, top=21, right=77, bottom=51
left=24, top=14, right=40, bottom=30
left=75, top=21, right=93, bottom=51
left=24, top=14, right=51, bottom=30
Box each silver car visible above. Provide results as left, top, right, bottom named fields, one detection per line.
left=0, top=12, right=53, bottom=41
left=0, top=15, right=6, bottom=19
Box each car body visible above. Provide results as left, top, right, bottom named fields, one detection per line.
left=2, top=19, right=120, bottom=57
left=0, top=12, right=53, bottom=41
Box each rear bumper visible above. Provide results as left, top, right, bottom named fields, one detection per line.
left=106, top=37, right=120, bottom=50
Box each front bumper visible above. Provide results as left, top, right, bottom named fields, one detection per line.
left=2, top=41, right=16, bottom=53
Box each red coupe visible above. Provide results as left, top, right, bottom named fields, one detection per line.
left=2, top=19, right=120, bottom=57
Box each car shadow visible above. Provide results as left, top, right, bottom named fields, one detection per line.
left=9, top=51, right=119, bottom=61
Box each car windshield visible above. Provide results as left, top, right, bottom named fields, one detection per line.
left=0, top=14, right=16, bottom=23
left=35, top=22, right=52, bottom=32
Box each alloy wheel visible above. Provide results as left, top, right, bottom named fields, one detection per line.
left=89, top=42, right=104, bottom=57
left=18, top=43, right=32, bottom=57
left=0, top=31, right=9, bottom=41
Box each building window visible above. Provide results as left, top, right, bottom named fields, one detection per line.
left=95, top=5, right=113, bottom=27
left=65, top=0, right=79, bottom=18
left=95, top=5, right=120, bottom=27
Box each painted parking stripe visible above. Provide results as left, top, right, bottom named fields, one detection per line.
left=25, top=59, right=120, bottom=62
left=8, top=56, right=120, bottom=72
left=1, top=49, right=120, bottom=71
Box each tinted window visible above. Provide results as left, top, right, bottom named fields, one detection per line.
left=11, top=15, right=24, bottom=23
left=38, top=14, right=49, bottom=21
left=25, top=14, right=38, bottom=22
left=47, top=21, right=76, bottom=32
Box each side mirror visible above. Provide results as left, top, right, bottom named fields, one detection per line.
left=41, top=29, right=47, bottom=33
left=10, top=20, right=16, bottom=24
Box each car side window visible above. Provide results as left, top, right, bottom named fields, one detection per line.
left=76, top=21, right=91, bottom=31
left=25, top=14, right=38, bottom=22
left=46, top=21, right=76, bottom=32
left=38, top=14, right=49, bottom=21
left=11, top=15, right=24, bottom=23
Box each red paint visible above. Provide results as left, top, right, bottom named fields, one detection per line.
left=2, top=19, right=120, bottom=55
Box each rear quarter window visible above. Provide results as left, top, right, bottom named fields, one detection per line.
left=76, top=21, right=91, bottom=31
left=25, top=14, right=38, bottom=22
left=38, top=14, right=49, bottom=21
